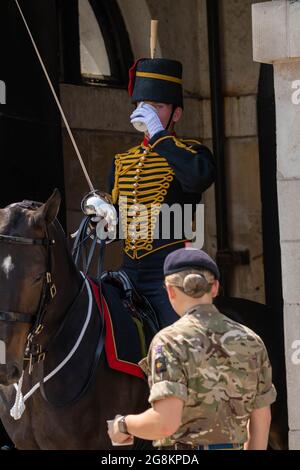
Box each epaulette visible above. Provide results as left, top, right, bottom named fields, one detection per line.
left=115, top=145, right=141, bottom=161
left=180, top=138, right=202, bottom=146
left=149, top=135, right=200, bottom=154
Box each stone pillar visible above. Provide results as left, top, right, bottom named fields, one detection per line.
left=252, top=0, right=300, bottom=450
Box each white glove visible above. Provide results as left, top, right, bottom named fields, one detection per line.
left=130, top=103, right=164, bottom=138
left=90, top=203, right=118, bottom=243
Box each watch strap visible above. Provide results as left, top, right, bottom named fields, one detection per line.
left=118, top=415, right=130, bottom=435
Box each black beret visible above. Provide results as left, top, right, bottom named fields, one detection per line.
left=129, top=58, right=183, bottom=108
left=163, top=248, right=220, bottom=280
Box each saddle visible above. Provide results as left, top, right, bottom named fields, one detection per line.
left=87, top=270, right=160, bottom=379
left=72, top=215, right=160, bottom=379
left=101, top=270, right=160, bottom=348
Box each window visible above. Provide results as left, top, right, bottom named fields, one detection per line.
left=79, top=0, right=111, bottom=81
left=59, top=0, right=133, bottom=87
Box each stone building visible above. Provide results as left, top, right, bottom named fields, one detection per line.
left=1, top=0, right=298, bottom=449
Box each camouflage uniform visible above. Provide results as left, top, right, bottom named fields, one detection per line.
left=139, top=304, right=277, bottom=448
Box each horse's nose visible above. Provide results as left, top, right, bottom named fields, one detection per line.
left=0, top=364, right=21, bottom=385
left=8, top=364, right=21, bottom=382
left=0, top=365, right=9, bottom=385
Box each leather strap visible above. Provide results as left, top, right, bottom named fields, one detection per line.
left=37, top=324, right=105, bottom=407
left=0, top=311, right=33, bottom=323
left=0, top=234, right=54, bottom=246
left=37, top=282, right=105, bottom=408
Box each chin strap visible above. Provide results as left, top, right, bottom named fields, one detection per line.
left=166, top=105, right=176, bottom=131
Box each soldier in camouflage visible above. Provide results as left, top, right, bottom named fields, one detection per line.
left=108, top=248, right=277, bottom=450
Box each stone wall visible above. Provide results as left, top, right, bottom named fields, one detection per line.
left=203, top=0, right=265, bottom=302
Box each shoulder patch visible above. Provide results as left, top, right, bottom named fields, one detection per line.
left=154, top=344, right=167, bottom=374
left=155, top=356, right=167, bottom=374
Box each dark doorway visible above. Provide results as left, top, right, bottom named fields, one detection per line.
left=0, top=0, right=66, bottom=446
left=0, top=0, right=65, bottom=223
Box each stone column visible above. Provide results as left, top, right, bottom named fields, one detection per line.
left=252, top=0, right=300, bottom=450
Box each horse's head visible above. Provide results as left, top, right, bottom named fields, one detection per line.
left=0, top=189, right=61, bottom=385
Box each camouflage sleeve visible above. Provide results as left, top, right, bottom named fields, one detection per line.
left=253, top=346, right=277, bottom=409
left=138, top=356, right=149, bottom=376
left=147, top=337, right=188, bottom=404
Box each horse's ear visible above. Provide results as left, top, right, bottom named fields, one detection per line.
left=34, top=189, right=61, bottom=226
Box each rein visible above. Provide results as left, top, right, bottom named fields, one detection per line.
left=0, top=212, right=106, bottom=417
left=11, top=274, right=103, bottom=419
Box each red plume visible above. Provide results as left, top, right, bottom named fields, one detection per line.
left=128, top=58, right=144, bottom=96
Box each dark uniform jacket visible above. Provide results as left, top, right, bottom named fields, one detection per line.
left=108, top=130, right=215, bottom=261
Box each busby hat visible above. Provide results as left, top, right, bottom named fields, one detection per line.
left=128, top=58, right=183, bottom=108
left=164, top=248, right=220, bottom=280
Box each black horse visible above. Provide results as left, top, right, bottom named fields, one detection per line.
left=0, top=190, right=288, bottom=449
left=0, top=190, right=150, bottom=449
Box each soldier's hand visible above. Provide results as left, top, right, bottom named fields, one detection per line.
left=130, top=103, right=164, bottom=138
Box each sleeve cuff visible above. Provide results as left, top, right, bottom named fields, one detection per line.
left=253, top=384, right=277, bottom=409
left=148, top=380, right=187, bottom=404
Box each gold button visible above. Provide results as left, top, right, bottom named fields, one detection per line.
left=133, top=199, right=137, bottom=203
left=132, top=190, right=136, bottom=195
left=140, top=156, right=146, bottom=162
left=133, top=183, right=138, bottom=188
left=138, top=162, right=144, bottom=167
left=136, top=169, right=141, bottom=173
left=134, top=175, right=139, bottom=180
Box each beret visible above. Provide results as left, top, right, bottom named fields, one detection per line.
left=163, top=247, right=220, bottom=280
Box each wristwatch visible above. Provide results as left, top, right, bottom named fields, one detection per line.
left=118, top=415, right=130, bottom=435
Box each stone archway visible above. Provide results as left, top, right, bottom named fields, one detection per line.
left=117, top=0, right=162, bottom=59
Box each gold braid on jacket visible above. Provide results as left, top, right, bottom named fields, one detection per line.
left=112, top=136, right=199, bottom=260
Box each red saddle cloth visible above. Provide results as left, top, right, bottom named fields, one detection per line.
left=88, top=277, right=145, bottom=380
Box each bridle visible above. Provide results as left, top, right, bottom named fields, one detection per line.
left=0, top=225, right=59, bottom=371
left=0, top=232, right=56, bottom=328
left=0, top=219, right=107, bottom=411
